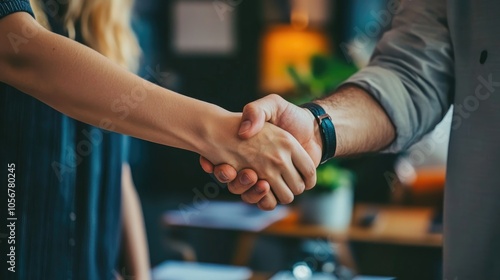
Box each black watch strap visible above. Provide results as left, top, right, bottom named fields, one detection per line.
left=301, top=102, right=336, bottom=163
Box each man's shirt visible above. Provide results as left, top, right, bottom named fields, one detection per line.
left=343, top=0, right=500, bottom=278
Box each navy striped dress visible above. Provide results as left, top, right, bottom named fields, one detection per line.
left=1, top=1, right=126, bottom=279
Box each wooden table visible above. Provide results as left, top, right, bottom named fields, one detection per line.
left=260, top=204, right=442, bottom=247
left=163, top=203, right=443, bottom=269
left=348, top=204, right=442, bottom=247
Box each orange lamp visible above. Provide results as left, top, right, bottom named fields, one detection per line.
left=260, top=25, right=331, bottom=94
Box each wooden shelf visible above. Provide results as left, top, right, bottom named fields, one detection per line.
left=259, top=204, right=442, bottom=247
left=348, top=204, right=442, bottom=247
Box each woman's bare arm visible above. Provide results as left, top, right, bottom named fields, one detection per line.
left=120, top=164, right=150, bottom=280
left=0, top=12, right=316, bottom=204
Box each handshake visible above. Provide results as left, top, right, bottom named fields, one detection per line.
left=198, top=94, right=327, bottom=211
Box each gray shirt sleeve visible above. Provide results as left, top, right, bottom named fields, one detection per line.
left=341, top=0, right=454, bottom=152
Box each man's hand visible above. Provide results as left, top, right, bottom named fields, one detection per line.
left=201, top=86, right=396, bottom=210
left=201, top=112, right=317, bottom=205
left=238, top=94, right=323, bottom=166
left=200, top=94, right=323, bottom=210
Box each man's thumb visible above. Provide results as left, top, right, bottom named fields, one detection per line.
left=239, top=94, right=286, bottom=138
left=238, top=103, right=266, bottom=139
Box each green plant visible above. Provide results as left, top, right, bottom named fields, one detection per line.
left=315, top=162, right=354, bottom=191
left=286, top=54, right=358, bottom=104
left=286, top=54, right=357, bottom=191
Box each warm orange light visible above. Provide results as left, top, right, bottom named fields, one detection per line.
left=411, top=167, right=446, bottom=193
left=260, top=25, right=331, bottom=95
left=291, top=10, right=309, bottom=30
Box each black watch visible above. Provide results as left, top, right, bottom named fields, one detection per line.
left=301, top=102, right=337, bottom=163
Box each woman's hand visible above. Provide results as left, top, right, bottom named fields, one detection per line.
left=200, top=94, right=323, bottom=209
left=200, top=111, right=316, bottom=205
left=0, top=13, right=315, bottom=207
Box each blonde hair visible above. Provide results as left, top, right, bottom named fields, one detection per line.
left=31, top=0, right=141, bottom=72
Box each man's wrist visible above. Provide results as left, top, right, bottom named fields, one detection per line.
left=302, top=107, right=324, bottom=159
left=301, top=102, right=337, bottom=163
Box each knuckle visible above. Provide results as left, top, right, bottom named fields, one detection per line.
left=279, top=194, right=294, bottom=204
left=306, top=176, right=317, bottom=190
left=243, top=103, right=257, bottom=114
left=268, top=93, right=282, bottom=102
left=281, top=139, right=294, bottom=151
left=304, top=169, right=317, bottom=189
left=305, top=166, right=316, bottom=178
left=282, top=134, right=298, bottom=152
left=270, top=156, right=287, bottom=169
left=280, top=131, right=294, bottom=143
left=227, top=182, right=243, bottom=195
left=257, top=194, right=277, bottom=210
left=292, top=183, right=305, bottom=195
left=241, top=194, right=254, bottom=204
left=258, top=201, right=276, bottom=211
left=241, top=192, right=259, bottom=204
left=304, top=179, right=313, bottom=190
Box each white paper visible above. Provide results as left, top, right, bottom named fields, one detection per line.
left=270, top=271, right=395, bottom=280
left=152, top=261, right=252, bottom=280
left=163, top=201, right=290, bottom=231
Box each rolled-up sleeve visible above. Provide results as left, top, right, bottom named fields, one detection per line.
left=341, top=0, right=454, bottom=152
left=0, top=0, right=33, bottom=19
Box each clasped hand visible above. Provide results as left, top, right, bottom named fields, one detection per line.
left=200, top=95, right=323, bottom=210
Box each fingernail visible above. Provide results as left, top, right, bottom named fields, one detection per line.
left=218, top=171, right=228, bottom=182
left=239, top=120, right=251, bottom=135
left=240, top=174, right=251, bottom=185
left=255, top=186, right=266, bottom=194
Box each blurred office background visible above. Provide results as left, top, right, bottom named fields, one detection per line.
left=127, top=0, right=449, bottom=279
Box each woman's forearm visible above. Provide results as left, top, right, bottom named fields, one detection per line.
left=0, top=13, right=316, bottom=197
left=0, top=13, right=216, bottom=155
